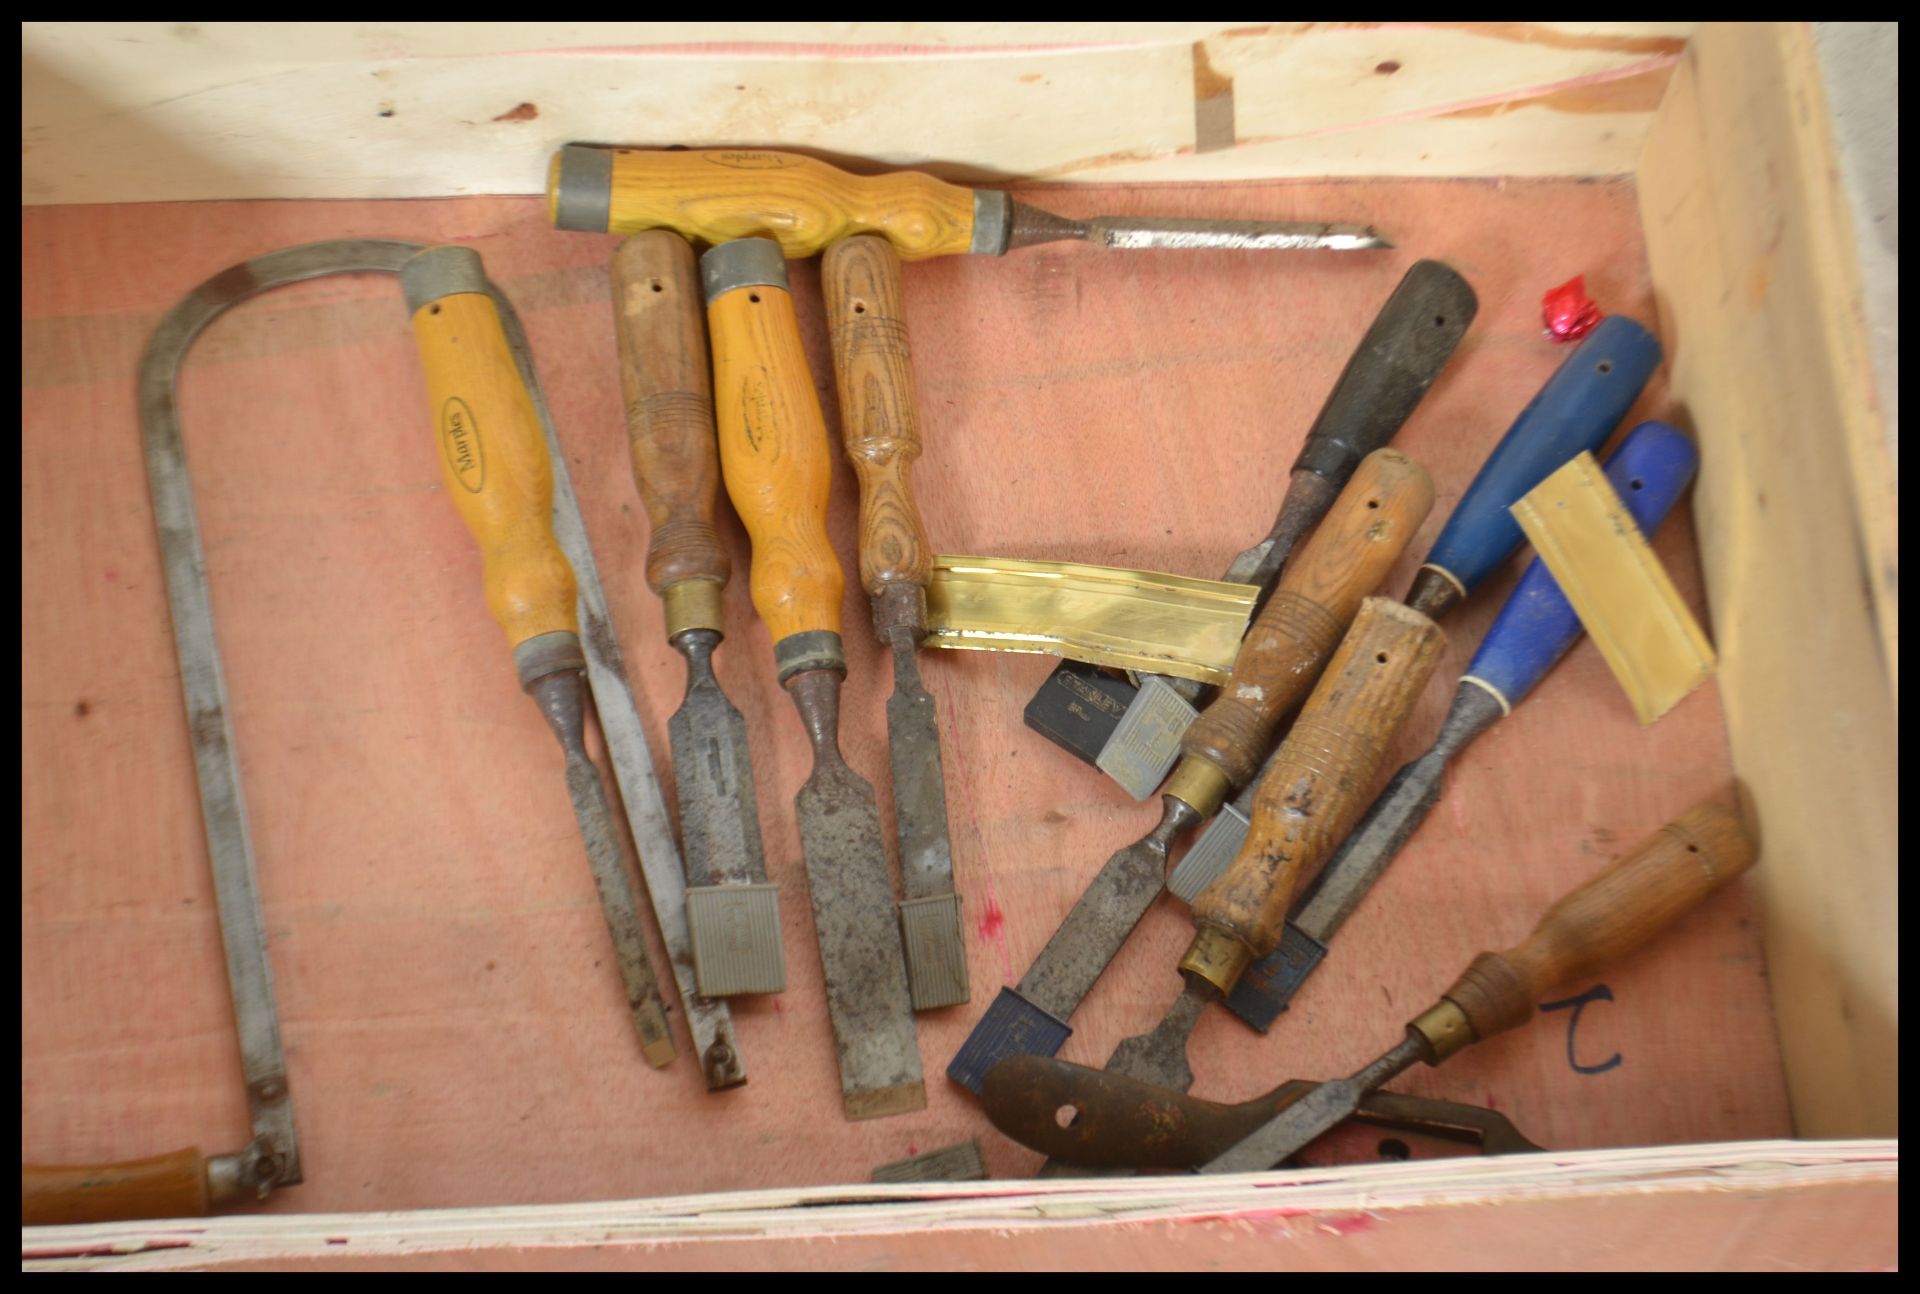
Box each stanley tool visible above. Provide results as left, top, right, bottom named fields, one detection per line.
left=824, top=233, right=967, bottom=1010
left=1172, top=313, right=1664, bottom=892
left=550, top=145, right=1390, bottom=259
left=1024, top=260, right=1477, bottom=798
left=1203, top=799, right=1757, bottom=1174
left=1084, top=597, right=1448, bottom=1106
left=982, top=1056, right=1540, bottom=1171
left=1221, top=421, right=1700, bottom=1031
left=26, top=238, right=749, bottom=1223
left=612, top=231, right=783, bottom=998
left=705, top=237, right=925, bottom=1119
left=1405, top=314, right=1662, bottom=618
left=948, top=453, right=1434, bottom=1094
left=405, top=245, right=674, bottom=1068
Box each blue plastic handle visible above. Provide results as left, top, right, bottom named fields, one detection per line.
left=1462, top=420, right=1698, bottom=707
left=1421, top=315, right=1662, bottom=597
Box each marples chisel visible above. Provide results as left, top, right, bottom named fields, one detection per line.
left=824, top=234, right=969, bottom=1010
left=550, top=145, right=1390, bottom=259
left=705, top=237, right=926, bottom=1120
left=612, top=231, right=784, bottom=998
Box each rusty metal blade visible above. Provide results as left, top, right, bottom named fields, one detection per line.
left=887, top=641, right=968, bottom=1010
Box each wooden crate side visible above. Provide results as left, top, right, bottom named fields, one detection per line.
left=1637, top=23, right=1898, bottom=1137
left=23, top=21, right=1691, bottom=204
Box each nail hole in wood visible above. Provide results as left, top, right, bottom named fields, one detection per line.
left=1597, top=360, right=1614, bottom=374
left=1376, top=652, right=1389, bottom=664
left=1376, top=60, right=1401, bottom=75
left=1055, top=1104, right=1081, bottom=1129
left=429, top=304, right=441, bottom=315
left=749, top=292, right=761, bottom=304
left=854, top=303, right=866, bottom=314
left=650, top=280, right=664, bottom=293
left=1687, top=844, right=1700, bottom=853
left=1367, top=499, right=1380, bottom=509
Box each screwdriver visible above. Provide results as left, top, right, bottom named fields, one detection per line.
left=1025, top=260, right=1477, bottom=795
left=1221, top=420, right=1699, bottom=1030
left=1203, top=798, right=1757, bottom=1173
left=1076, top=597, right=1447, bottom=1121
left=947, top=453, right=1433, bottom=1094
left=402, top=245, right=676, bottom=1067
left=704, top=236, right=925, bottom=1119
left=611, top=231, right=782, bottom=998
left=550, top=146, right=1389, bottom=260
left=822, top=233, right=967, bottom=1010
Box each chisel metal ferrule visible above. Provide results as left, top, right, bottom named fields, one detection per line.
left=399, top=242, right=489, bottom=311
left=702, top=236, right=789, bottom=302
left=549, top=143, right=614, bottom=233
left=512, top=630, right=587, bottom=691
left=775, top=629, right=846, bottom=683
left=686, top=883, right=787, bottom=997
left=969, top=190, right=1012, bottom=256
left=663, top=580, right=726, bottom=641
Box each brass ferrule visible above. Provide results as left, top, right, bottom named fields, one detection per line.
left=1409, top=999, right=1474, bottom=1064
left=1164, top=757, right=1230, bottom=818
left=1178, top=923, right=1252, bottom=996
left=663, top=580, right=725, bottom=640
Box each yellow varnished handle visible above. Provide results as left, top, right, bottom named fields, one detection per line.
left=551, top=147, right=978, bottom=261
left=706, top=241, right=844, bottom=650
left=406, top=248, right=578, bottom=653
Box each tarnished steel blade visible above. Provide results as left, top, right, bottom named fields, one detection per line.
left=1105, top=982, right=1208, bottom=1093
left=982, top=1055, right=1539, bottom=1170
left=563, top=757, right=676, bottom=1067
left=1221, top=472, right=1340, bottom=592
left=1203, top=1033, right=1427, bottom=1174
left=887, top=643, right=956, bottom=905
left=138, top=239, right=436, bottom=1193
left=1088, top=218, right=1390, bottom=253
left=669, top=638, right=768, bottom=890
left=1014, top=825, right=1181, bottom=1020
left=500, top=284, right=748, bottom=1091
left=795, top=757, right=927, bottom=1120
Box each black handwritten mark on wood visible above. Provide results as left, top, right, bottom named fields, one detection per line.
left=1539, top=983, right=1623, bottom=1076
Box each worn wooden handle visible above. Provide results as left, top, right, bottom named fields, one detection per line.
left=708, top=259, right=844, bottom=644
left=408, top=255, right=578, bottom=651
left=1184, top=450, right=1433, bottom=787
left=612, top=232, right=730, bottom=625
left=823, top=235, right=935, bottom=620
left=557, top=148, right=978, bottom=261
left=23, top=1149, right=214, bottom=1225
left=1440, top=800, right=1757, bottom=1041
left=1190, top=599, right=1446, bottom=986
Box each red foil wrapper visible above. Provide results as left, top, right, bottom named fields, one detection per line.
left=1542, top=275, right=1603, bottom=343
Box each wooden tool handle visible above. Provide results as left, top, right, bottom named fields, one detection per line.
left=23, top=1149, right=216, bottom=1225
left=1437, top=800, right=1756, bottom=1044
left=556, top=147, right=978, bottom=261
left=823, top=235, right=934, bottom=632
left=406, top=247, right=578, bottom=652
left=706, top=244, right=845, bottom=648
left=1183, top=450, right=1433, bottom=787
left=611, top=232, right=730, bottom=635
left=1186, top=598, right=1446, bottom=992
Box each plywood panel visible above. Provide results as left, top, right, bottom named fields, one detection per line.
left=22, top=22, right=1693, bottom=204
left=22, top=179, right=1788, bottom=1218
left=1637, top=23, right=1898, bottom=1138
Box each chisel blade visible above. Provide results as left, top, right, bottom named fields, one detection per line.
left=795, top=751, right=927, bottom=1120
left=887, top=641, right=968, bottom=1010
left=672, top=635, right=784, bottom=997
left=1086, top=217, right=1390, bottom=253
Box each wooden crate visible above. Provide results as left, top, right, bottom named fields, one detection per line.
left=21, top=21, right=1895, bottom=1270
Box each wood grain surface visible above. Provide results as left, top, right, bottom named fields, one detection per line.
left=21, top=177, right=1788, bottom=1213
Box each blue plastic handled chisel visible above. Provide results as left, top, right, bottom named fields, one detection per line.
left=1222, top=420, right=1699, bottom=1031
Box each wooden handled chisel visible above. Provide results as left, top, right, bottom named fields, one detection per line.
left=612, top=232, right=783, bottom=999
left=1202, top=798, right=1757, bottom=1173
left=1221, top=421, right=1700, bottom=1031
left=550, top=145, right=1389, bottom=259
left=1172, top=314, right=1665, bottom=896
left=823, top=234, right=968, bottom=1011
left=1023, top=261, right=1476, bottom=798
left=1070, top=597, right=1447, bottom=1128
left=403, top=246, right=676, bottom=1069
left=705, top=237, right=925, bottom=1120
left=947, top=454, right=1433, bottom=1094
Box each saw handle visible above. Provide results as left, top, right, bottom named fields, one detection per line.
left=611, top=232, right=731, bottom=638
left=705, top=239, right=846, bottom=659
left=823, top=234, right=934, bottom=639
left=1183, top=450, right=1433, bottom=790
left=22, top=1148, right=223, bottom=1225
left=1186, top=598, right=1447, bottom=993
left=1422, top=800, right=1755, bottom=1056
left=1464, top=421, right=1697, bottom=708
left=1414, top=315, right=1661, bottom=608
left=553, top=146, right=977, bottom=261
left=404, top=246, right=578, bottom=655
left=1290, top=261, right=1478, bottom=485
